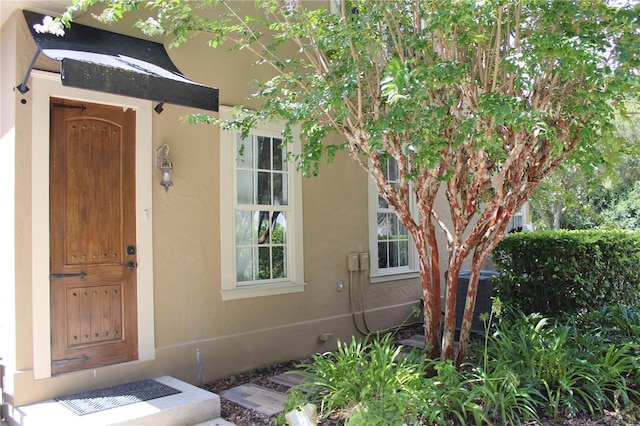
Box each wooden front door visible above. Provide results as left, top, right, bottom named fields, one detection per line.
left=49, top=98, right=138, bottom=374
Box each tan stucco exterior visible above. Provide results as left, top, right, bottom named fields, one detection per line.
left=1, top=3, right=430, bottom=421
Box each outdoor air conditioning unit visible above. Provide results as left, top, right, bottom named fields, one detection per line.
left=455, top=270, right=499, bottom=334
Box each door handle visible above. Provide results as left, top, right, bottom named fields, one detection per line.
left=126, top=262, right=137, bottom=270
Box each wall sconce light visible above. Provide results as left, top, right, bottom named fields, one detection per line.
left=155, top=144, right=173, bottom=191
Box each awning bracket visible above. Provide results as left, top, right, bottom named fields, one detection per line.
left=16, top=46, right=42, bottom=95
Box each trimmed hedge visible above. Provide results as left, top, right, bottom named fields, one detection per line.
left=491, top=230, right=640, bottom=316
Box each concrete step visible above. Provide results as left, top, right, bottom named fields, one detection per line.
left=10, top=376, right=222, bottom=426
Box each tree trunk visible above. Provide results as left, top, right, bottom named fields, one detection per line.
left=415, top=227, right=442, bottom=359
left=455, top=248, right=492, bottom=367
left=530, top=200, right=552, bottom=230
left=553, top=209, right=562, bottom=230
left=426, top=221, right=442, bottom=357
left=441, top=256, right=463, bottom=361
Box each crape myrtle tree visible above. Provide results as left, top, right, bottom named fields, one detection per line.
left=59, top=0, right=640, bottom=365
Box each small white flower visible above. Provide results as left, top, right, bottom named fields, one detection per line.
left=92, top=10, right=115, bottom=23
left=141, top=16, right=163, bottom=36
left=33, top=16, right=65, bottom=36
left=146, top=16, right=161, bottom=29
left=284, top=0, right=299, bottom=13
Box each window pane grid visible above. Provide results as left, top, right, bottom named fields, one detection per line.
left=376, top=158, right=410, bottom=271
left=235, top=132, right=290, bottom=285
left=235, top=210, right=288, bottom=283
left=377, top=213, right=409, bottom=269
left=237, top=135, right=289, bottom=207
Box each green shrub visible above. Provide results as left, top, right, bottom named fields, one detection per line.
left=345, top=393, right=421, bottom=426
left=487, top=309, right=640, bottom=419
left=577, top=305, right=640, bottom=383
left=290, top=333, right=429, bottom=423
left=470, top=367, right=542, bottom=425
left=580, top=305, right=640, bottom=345
left=289, top=334, right=488, bottom=425
left=469, top=299, right=543, bottom=425
left=492, top=230, right=640, bottom=316
left=283, top=304, right=640, bottom=425
left=410, top=359, right=488, bottom=425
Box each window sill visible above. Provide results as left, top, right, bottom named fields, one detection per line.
left=370, top=270, right=420, bottom=284
left=221, top=281, right=306, bottom=300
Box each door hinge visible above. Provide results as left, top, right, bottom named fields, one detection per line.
left=52, top=355, right=88, bottom=366
left=51, top=271, right=86, bottom=280
left=51, top=102, right=86, bottom=111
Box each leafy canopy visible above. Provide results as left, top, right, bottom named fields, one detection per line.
left=62, top=0, right=640, bottom=181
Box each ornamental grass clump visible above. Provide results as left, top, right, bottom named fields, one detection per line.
left=288, top=333, right=488, bottom=425
left=485, top=307, right=640, bottom=420
left=289, top=333, right=429, bottom=423
left=467, top=298, right=543, bottom=425
left=284, top=301, right=640, bottom=425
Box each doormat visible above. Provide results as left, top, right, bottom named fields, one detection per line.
left=55, top=379, right=181, bottom=415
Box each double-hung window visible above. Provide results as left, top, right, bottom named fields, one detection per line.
left=368, top=158, right=419, bottom=282
left=219, top=107, right=305, bottom=300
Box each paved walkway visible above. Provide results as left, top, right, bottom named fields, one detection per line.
left=218, top=335, right=426, bottom=419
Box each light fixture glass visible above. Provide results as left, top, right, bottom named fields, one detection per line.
left=155, top=144, right=173, bottom=191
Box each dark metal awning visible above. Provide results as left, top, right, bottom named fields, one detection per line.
left=19, top=10, right=218, bottom=112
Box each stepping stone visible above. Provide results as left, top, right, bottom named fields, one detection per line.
left=398, top=334, right=425, bottom=349
left=220, top=384, right=287, bottom=416
left=269, top=372, right=309, bottom=388
left=269, top=372, right=317, bottom=393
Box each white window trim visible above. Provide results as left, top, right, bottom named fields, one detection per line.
left=367, top=172, right=420, bottom=283
left=30, top=70, right=155, bottom=379
left=219, top=106, right=305, bottom=300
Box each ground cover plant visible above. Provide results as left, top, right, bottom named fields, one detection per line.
left=282, top=301, right=640, bottom=425
left=482, top=307, right=640, bottom=421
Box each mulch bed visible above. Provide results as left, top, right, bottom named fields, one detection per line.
left=203, top=323, right=635, bottom=426
left=204, top=358, right=303, bottom=425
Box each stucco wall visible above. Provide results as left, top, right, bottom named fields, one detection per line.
left=2, top=2, right=424, bottom=410
left=0, top=10, right=19, bottom=397
left=146, top=100, right=422, bottom=372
